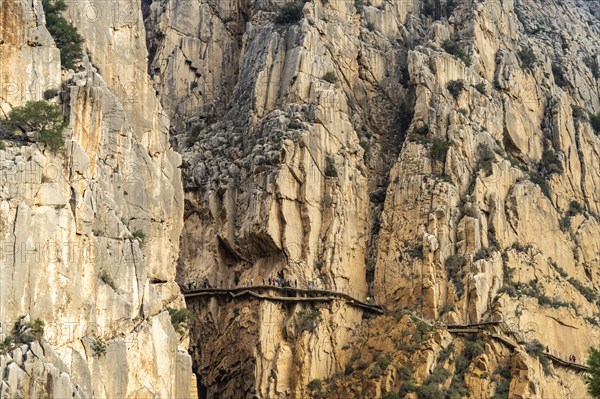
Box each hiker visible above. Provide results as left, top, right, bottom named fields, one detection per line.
left=192, top=281, right=197, bottom=289
left=573, top=354, right=577, bottom=363
left=546, top=345, right=549, bottom=354
left=294, top=279, right=297, bottom=288
left=262, top=278, right=265, bottom=285
left=251, top=277, right=254, bottom=286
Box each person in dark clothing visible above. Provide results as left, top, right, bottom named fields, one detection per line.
left=294, top=280, right=297, bottom=288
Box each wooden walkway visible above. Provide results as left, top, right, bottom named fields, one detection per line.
left=184, top=292, right=589, bottom=372
left=446, top=321, right=589, bottom=372
left=182, top=286, right=385, bottom=314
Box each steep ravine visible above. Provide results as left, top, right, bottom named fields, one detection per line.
left=145, top=0, right=600, bottom=397
left=1, top=0, right=600, bottom=398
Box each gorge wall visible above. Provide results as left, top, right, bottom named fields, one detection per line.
left=0, top=0, right=193, bottom=397
left=0, top=0, right=599, bottom=398
left=145, top=0, right=600, bottom=398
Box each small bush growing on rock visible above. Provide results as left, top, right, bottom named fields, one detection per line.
left=43, top=0, right=84, bottom=69
left=288, top=120, right=302, bottom=129
left=539, top=148, right=563, bottom=176
left=478, top=143, right=495, bottom=176
left=527, top=171, right=551, bottom=199
left=568, top=277, right=597, bottom=302
left=572, top=105, right=587, bottom=121
left=322, top=71, right=338, bottom=83
left=442, top=39, right=471, bottom=66
left=375, top=353, right=392, bottom=370
left=590, top=112, right=600, bottom=134
left=583, top=55, right=600, bottom=79
left=92, top=336, right=107, bottom=356
left=416, top=381, right=445, bottom=399
left=344, top=363, right=354, bottom=374
left=167, top=307, right=191, bottom=333
left=446, top=80, right=465, bottom=100
left=356, top=360, right=369, bottom=370
left=355, top=0, right=365, bottom=12
left=518, top=46, right=537, bottom=69
left=13, top=317, right=45, bottom=343
left=552, top=63, right=567, bottom=87
left=413, top=123, right=429, bottom=137
left=132, top=230, right=146, bottom=247
left=445, top=254, right=466, bottom=296
left=370, top=364, right=384, bottom=378
left=324, top=157, right=337, bottom=178
left=439, top=304, right=455, bottom=316
left=307, top=379, right=322, bottom=390
left=298, top=309, right=319, bottom=333
left=475, top=82, right=486, bottom=95
left=425, top=367, right=451, bottom=385
left=43, top=88, right=59, bottom=100
left=8, top=101, right=66, bottom=152
left=430, top=138, right=449, bottom=162
left=0, top=336, right=14, bottom=354
left=567, top=200, right=582, bottom=216
left=559, top=215, right=571, bottom=232
left=274, top=2, right=304, bottom=25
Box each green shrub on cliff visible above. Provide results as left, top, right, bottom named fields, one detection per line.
left=8, top=101, right=66, bottom=152
left=590, top=112, right=600, bottom=134
left=587, top=346, right=600, bottom=398
left=274, top=2, right=304, bottom=25
left=43, top=0, right=84, bottom=69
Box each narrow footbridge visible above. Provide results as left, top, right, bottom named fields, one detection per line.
left=182, top=285, right=384, bottom=314
left=446, top=321, right=590, bottom=373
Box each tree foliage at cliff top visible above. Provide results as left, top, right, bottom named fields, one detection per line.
left=43, top=0, right=84, bottom=69
left=587, top=346, right=600, bottom=398
left=8, top=101, right=66, bottom=152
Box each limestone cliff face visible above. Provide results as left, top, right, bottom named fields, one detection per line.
left=0, top=0, right=192, bottom=397
left=2, top=0, right=600, bottom=397
left=146, top=0, right=600, bottom=398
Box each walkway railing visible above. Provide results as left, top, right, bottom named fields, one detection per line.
left=446, top=321, right=590, bottom=373
left=182, top=285, right=384, bottom=314
left=184, top=291, right=589, bottom=372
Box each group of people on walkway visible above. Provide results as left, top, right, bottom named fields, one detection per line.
left=263, top=276, right=297, bottom=288
left=186, top=276, right=321, bottom=291
left=546, top=345, right=579, bottom=364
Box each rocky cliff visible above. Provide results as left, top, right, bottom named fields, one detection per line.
left=0, top=0, right=193, bottom=397
left=1, top=0, right=600, bottom=398
left=145, top=0, right=600, bottom=397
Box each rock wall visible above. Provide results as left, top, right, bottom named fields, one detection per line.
left=145, top=0, right=600, bottom=397
left=0, top=0, right=193, bottom=397
left=2, top=0, right=599, bottom=397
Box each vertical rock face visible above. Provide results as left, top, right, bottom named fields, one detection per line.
left=145, top=0, right=600, bottom=397
left=2, top=0, right=600, bottom=397
left=0, top=0, right=192, bottom=397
